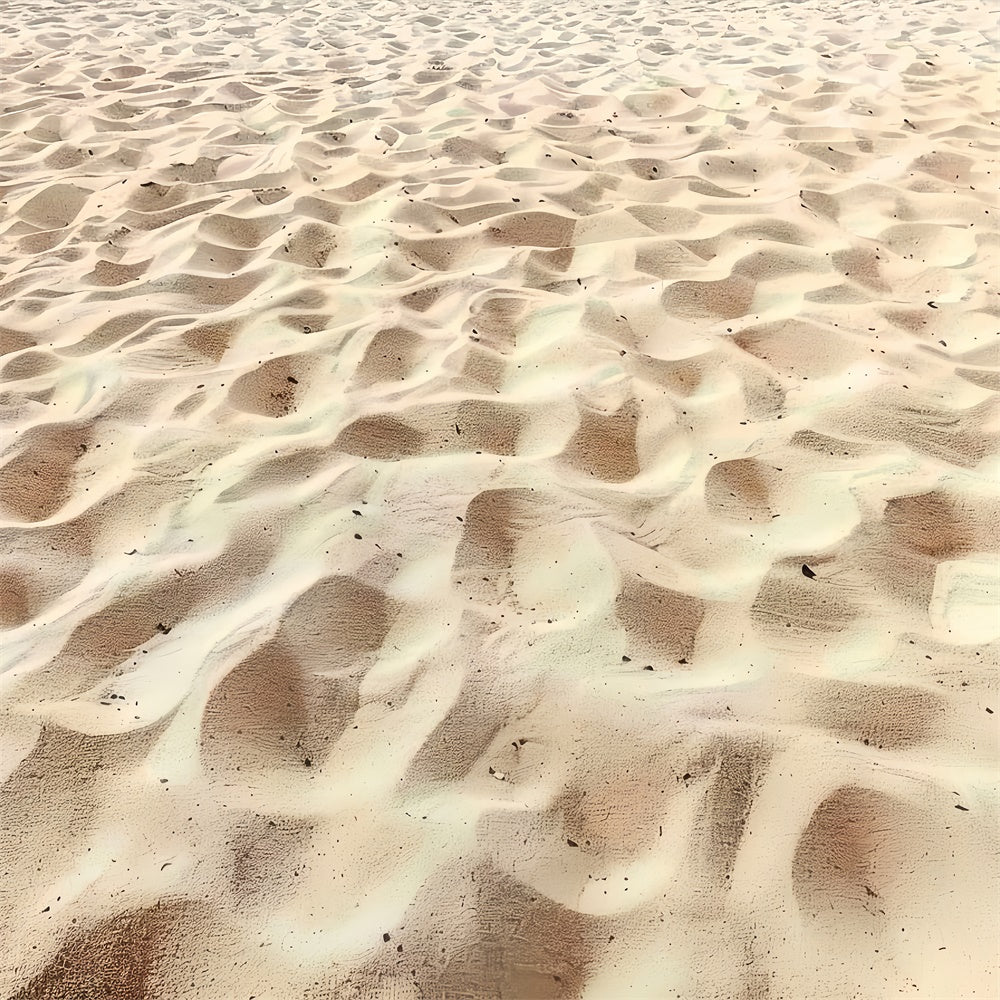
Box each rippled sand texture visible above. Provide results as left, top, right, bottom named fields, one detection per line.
left=2, top=0, right=999, bottom=996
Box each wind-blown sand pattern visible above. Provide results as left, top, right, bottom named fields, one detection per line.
left=1, top=0, right=998, bottom=996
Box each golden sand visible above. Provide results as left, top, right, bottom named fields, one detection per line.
left=1, top=0, right=998, bottom=996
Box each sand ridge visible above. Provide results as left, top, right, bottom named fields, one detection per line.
left=1, top=0, right=998, bottom=996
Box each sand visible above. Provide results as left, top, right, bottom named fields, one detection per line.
left=1, top=0, right=998, bottom=996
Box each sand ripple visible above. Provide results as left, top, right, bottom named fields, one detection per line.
left=1, top=0, right=998, bottom=996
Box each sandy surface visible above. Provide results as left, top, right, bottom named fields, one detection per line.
left=1, top=0, right=998, bottom=996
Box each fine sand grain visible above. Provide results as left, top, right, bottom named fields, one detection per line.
left=1, top=0, right=998, bottom=996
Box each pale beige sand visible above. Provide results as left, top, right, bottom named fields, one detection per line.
left=1, top=0, right=998, bottom=996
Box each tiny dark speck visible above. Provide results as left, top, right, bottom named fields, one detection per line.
left=802, top=564, right=817, bottom=579
left=383, top=932, right=391, bottom=942
left=954, top=804, right=969, bottom=811
left=354, top=533, right=362, bottom=540
left=287, top=376, right=298, bottom=384
left=986, top=707, right=993, bottom=714
left=622, top=655, right=631, bottom=662
left=566, top=838, right=578, bottom=847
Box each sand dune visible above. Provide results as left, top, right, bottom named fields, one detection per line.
left=1, top=0, right=998, bottom=996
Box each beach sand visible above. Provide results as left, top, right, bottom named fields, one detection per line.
left=1, top=0, right=998, bottom=996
